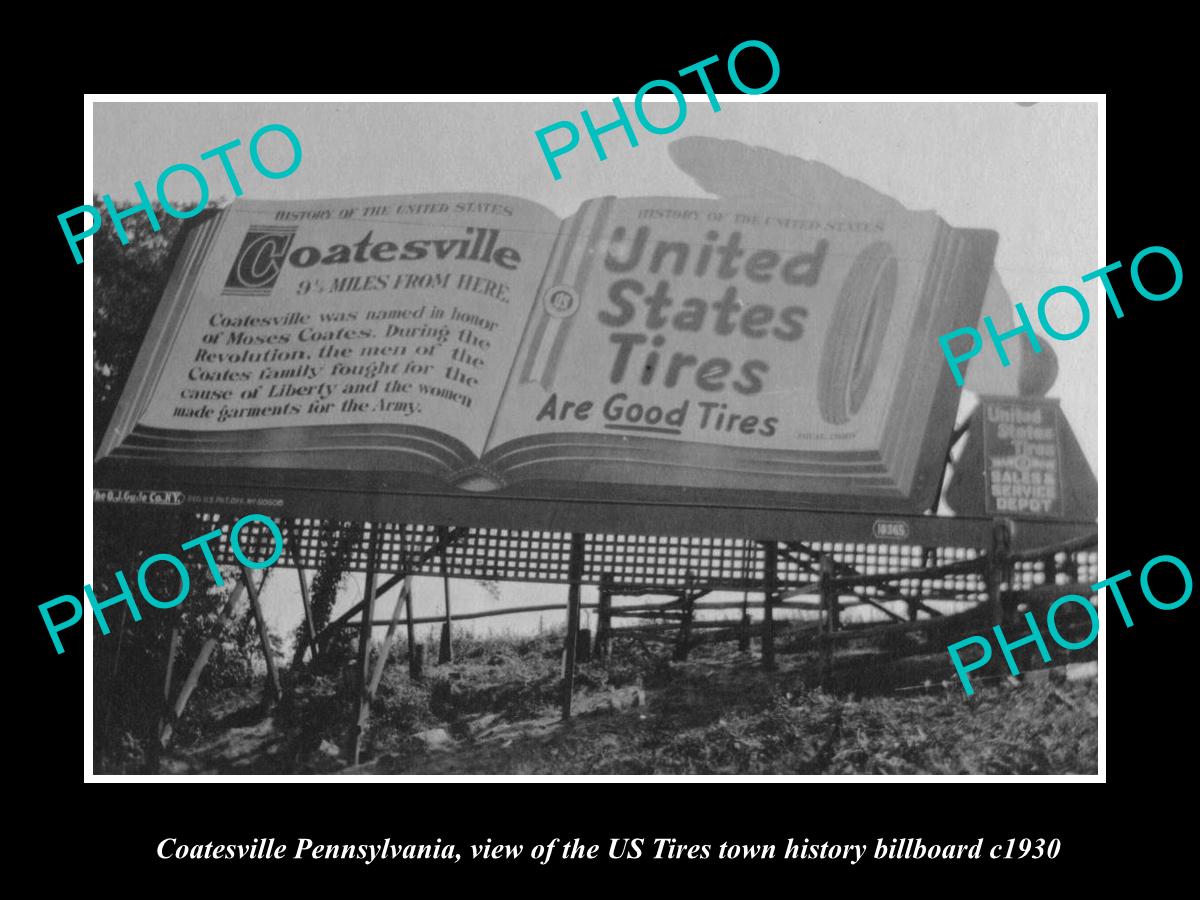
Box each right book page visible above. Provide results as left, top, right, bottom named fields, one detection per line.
left=481, top=196, right=990, bottom=504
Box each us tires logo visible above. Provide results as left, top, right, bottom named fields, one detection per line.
left=223, top=227, right=297, bottom=296
left=817, top=241, right=898, bottom=425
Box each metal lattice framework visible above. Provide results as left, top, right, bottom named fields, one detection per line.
left=203, top=513, right=1097, bottom=599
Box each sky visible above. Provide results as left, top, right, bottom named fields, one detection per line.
left=92, top=99, right=1100, bottom=645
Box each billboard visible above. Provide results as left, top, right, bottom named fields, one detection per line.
left=95, top=192, right=997, bottom=535
left=981, top=397, right=1065, bottom=518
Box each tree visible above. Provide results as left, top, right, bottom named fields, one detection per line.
left=92, top=198, right=367, bottom=770
left=93, top=198, right=267, bottom=771
left=93, top=198, right=211, bottom=447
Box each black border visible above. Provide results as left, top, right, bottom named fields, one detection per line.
left=20, top=36, right=1194, bottom=886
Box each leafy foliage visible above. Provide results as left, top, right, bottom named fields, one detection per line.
left=296, top=521, right=363, bottom=669
left=93, top=198, right=210, bottom=447
left=92, top=505, right=264, bottom=771
left=93, top=200, right=271, bottom=772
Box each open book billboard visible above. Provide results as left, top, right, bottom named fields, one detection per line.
left=95, top=193, right=997, bottom=537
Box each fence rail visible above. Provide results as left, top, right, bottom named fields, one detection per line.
left=147, top=509, right=1096, bottom=762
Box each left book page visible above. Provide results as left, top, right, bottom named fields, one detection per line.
left=98, top=193, right=562, bottom=476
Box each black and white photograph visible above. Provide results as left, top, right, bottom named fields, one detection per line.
left=82, top=97, right=1103, bottom=778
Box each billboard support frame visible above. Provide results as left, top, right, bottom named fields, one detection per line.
left=130, top=508, right=1096, bottom=766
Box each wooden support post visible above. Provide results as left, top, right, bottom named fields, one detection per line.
left=739, top=585, right=751, bottom=652
left=985, top=552, right=1003, bottom=628
left=241, top=562, right=282, bottom=709
left=1042, top=552, right=1058, bottom=587
left=439, top=528, right=453, bottom=664
left=353, top=526, right=382, bottom=766
left=987, top=518, right=1015, bottom=670
left=818, top=554, right=836, bottom=686
left=159, top=576, right=256, bottom=747
left=673, top=572, right=696, bottom=662
left=913, top=546, right=934, bottom=620
left=739, top=541, right=754, bottom=653
left=101, top=604, right=130, bottom=766
left=826, top=556, right=841, bottom=633
left=576, top=628, right=592, bottom=664
left=762, top=543, right=778, bottom=670
left=987, top=519, right=1013, bottom=629
left=156, top=620, right=181, bottom=744
left=406, top=568, right=420, bottom=680
left=595, top=574, right=613, bottom=668
left=367, top=577, right=412, bottom=700
left=411, top=644, right=424, bottom=678
left=561, top=532, right=585, bottom=719
left=287, top=528, right=320, bottom=665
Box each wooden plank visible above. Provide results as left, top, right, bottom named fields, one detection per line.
left=739, top=542, right=754, bottom=653
left=987, top=519, right=1012, bottom=628
left=787, top=540, right=947, bottom=618
left=818, top=554, right=835, bottom=685
left=826, top=558, right=841, bottom=633
left=595, top=574, right=612, bottom=668
left=162, top=618, right=181, bottom=703
left=673, top=572, right=696, bottom=662
left=286, top=528, right=320, bottom=665
left=851, top=591, right=908, bottom=624
left=405, top=569, right=420, bottom=680
left=368, top=577, right=412, bottom=701
left=611, top=619, right=821, bottom=642
left=739, top=582, right=751, bottom=652
left=100, top=605, right=131, bottom=764
left=366, top=602, right=575, bottom=626
left=911, top=546, right=936, bottom=620
left=353, top=527, right=382, bottom=765
left=308, top=526, right=467, bottom=655
left=241, top=563, right=282, bottom=708
left=156, top=619, right=181, bottom=749
left=576, top=628, right=592, bottom=664
left=159, top=576, right=257, bottom=747
left=439, top=527, right=453, bottom=664
left=561, top=532, right=585, bottom=719
left=763, top=543, right=778, bottom=670
left=352, top=597, right=875, bottom=628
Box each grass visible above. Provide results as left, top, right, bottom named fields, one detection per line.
left=157, top=628, right=1098, bottom=776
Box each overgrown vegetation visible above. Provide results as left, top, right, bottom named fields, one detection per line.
left=93, top=199, right=358, bottom=773
left=114, top=629, right=1096, bottom=776
left=293, top=521, right=362, bottom=669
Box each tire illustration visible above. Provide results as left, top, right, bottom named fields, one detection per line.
left=817, top=241, right=898, bottom=425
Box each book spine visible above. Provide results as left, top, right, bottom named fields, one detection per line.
left=518, top=196, right=615, bottom=390
left=448, top=460, right=508, bottom=492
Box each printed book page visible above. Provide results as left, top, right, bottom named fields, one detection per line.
left=485, top=196, right=941, bottom=458
left=134, top=193, right=561, bottom=458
